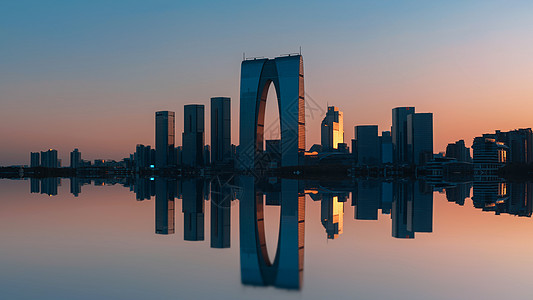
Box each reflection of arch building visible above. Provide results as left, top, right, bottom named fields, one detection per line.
left=239, top=176, right=305, bottom=289
left=239, top=55, right=305, bottom=169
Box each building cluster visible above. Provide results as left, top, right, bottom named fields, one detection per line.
left=133, top=97, right=235, bottom=171
left=27, top=101, right=532, bottom=177
left=442, top=181, right=533, bottom=218
left=30, top=148, right=129, bottom=169
left=303, top=106, right=433, bottom=167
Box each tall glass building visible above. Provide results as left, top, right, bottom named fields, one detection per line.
left=155, top=111, right=175, bottom=168
left=321, top=106, right=344, bottom=151
left=210, top=97, right=231, bottom=165
left=182, top=105, right=205, bottom=167
left=392, top=107, right=415, bottom=164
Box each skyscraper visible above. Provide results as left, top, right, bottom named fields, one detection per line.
left=30, top=152, right=40, bottom=167
left=182, top=105, right=205, bottom=167
left=392, top=107, right=415, bottom=164
left=40, top=149, right=59, bottom=168
left=321, top=106, right=344, bottom=151
left=495, top=128, right=533, bottom=164
left=155, top=111, right=175, bottom=168
left=70, top=148, right=81, bottom=168
left=407, top=113, right=433, bottom=165
left=211, top=97, right=231, bottom=165
left=380, top=131, right=393, bottom=164
left=446, top=140, right=471, bottom=162
left=354, top=125, right=380, bottom=165
left=238, top=55, right=305, bottom=170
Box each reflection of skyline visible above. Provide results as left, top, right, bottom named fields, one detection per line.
left=22, top=175, right=533, bottom=290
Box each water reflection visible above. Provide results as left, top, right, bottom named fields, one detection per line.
left=22, top=176, right=533, bottom=290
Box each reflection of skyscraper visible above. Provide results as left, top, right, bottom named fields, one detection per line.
left=182, top=105, right=205, bottom=167
left=392, top=181, right=414, bottom=239
left=407, top=113, right=433, bottom=165
left=210, top=179, right=232, bottom=248
left=134, top=177, right=155, bottom=201
left=70, top=177, right=81, bottom=197
left=392, top=181, right=433, bottom=238
left=445, top=183, right=471, bottom=206
left=321, top=194, right=344, bottom=239
left=321, top=106, right=344, bottom=151
left=41, top=177, right=59, bottom=196
left=155, top=179, right=175, bottom=235
left=381, top=181, right=393, bottom=214
left=155, top=111, right=175, bottom=168
left=211, top=97, right=231, bottom=165
left=407, top=181, right=433, bottom=233
left=239, top=176, right=305, bottom=289
left=507, top=182, right=533, bottom=217
left=30, top=178, right=40, bottom=193
left=392, top=107, right=415, bottom=164
left=182, top=179, right=205, bottom=240
left=353, top=180, right=380, bottom=220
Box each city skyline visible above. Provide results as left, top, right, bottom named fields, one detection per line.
left=2, top=1, right=533, bottom=165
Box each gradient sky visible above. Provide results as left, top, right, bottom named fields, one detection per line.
left=2, top=0, right=533, bottom=165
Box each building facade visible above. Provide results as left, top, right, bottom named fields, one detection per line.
left=321, top=106, right=344, bottom=151
left=182, top=105, right=205, bottom=167
left=407, top=113, right=433, bottom=165
left=210, top=97, right=232, bottom=165
left=392, top=107, right=415, bottom=164
left=70, top=148, right=81, bottom=168
left=155, top=111, right=175, bottom=168
left=354, top=125, right=380, bottom=165
left=239, top=55, right=305, bottom=169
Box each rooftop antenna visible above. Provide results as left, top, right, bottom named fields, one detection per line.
left=243, top=52, right=245, bottom=60
left=299, top=46, right=302, bottom=55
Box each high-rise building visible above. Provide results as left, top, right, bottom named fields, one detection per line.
left=40, top=149, right=59, bottom=168
left=70, top=148, right=81, bottom=168
left=30, top=152, right=40, bottom=167
left=380, top=131, right=393, bottom=164
left=134, top=144, right=154, bottom=169
left=495, top=128, right=532, bottom=164
left=407, top=113, right=433, bottom=165
left=472, top=135, right=508, bottom=175
left=211, top=97, right=231, bottom=165
left=182, top=105, right=205, bottom=167
left=321, top=106, right=344, bottom=151
left=392, top=107, right=415, bottom=164
left=354, top=125, right=380, bottom=165
left=446, top=140, right=471, bottom=162
left=155, top=111, right=175, bottom=168
left=70, top=177, right=81, bottom=197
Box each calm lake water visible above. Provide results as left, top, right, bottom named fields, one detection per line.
left=1, top=177, right=532, bottom=300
